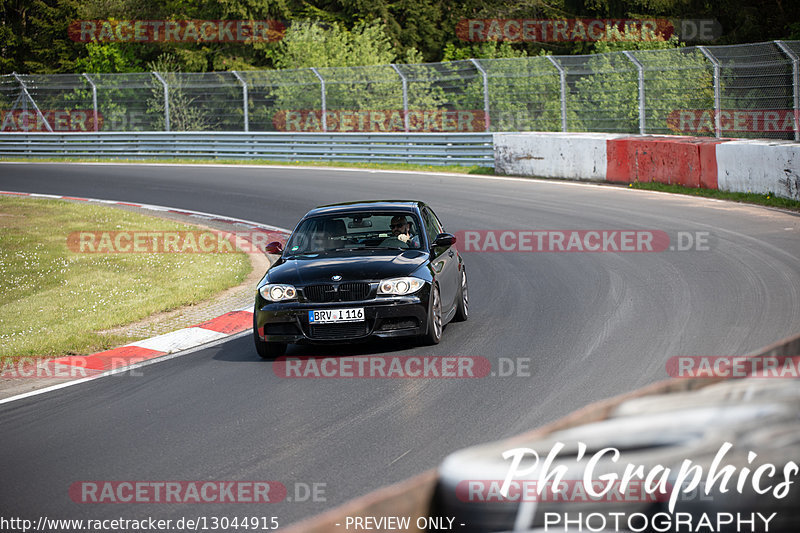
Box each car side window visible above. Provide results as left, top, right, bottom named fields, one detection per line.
left=421, top=208, right=441, bottom=246
left=427, top=207, right=446, bottom=234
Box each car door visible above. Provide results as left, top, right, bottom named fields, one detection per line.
left=422, top=207, right=459, bottom=314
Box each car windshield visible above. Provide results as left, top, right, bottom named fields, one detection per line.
left=284, top=212, right=422, bottom=255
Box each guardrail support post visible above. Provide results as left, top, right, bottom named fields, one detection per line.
left=547, top=56, right=568, bottom=132
left=310, top=68, right=327, bottom=132
left=152, top=72, right=170, bottom=132
left=469, top=59, right=491, bottom=132
left=82, top=73, right=99, bottom=132
left=231, top=70, right=249, bottom=132
left=12, top=72, right=53, bottom=132
left=776, top=40, right=800, bottom=142
left=390, top=64, right=410, bottom=132
left=698, top=46, right=721, bottom=139
left=623, top=51, right=646, bottom=135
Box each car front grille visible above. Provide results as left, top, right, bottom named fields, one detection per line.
left=308, top=322, right=369, bottom=340
left=303, top=282, right=371, bottom=303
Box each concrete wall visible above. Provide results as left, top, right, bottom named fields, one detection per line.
left=717, top=140, right=800, bottom=199
left=494, top=132, right=622, bottom=181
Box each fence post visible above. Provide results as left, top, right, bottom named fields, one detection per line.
left=310, top=67, right=327, bottom=132
left=547, top=56, right=568, bottom=132
left=698, top=46, right=721, bottom=138
left=390, top=64, right=409, bottom=132
left=82, top=73, right=99, bottom=132
left=776, top=40, right=800, bottom=142
left=469, top=59, right=491, bottom=132
left=12, top=72, right=53, bottom=132
left=231, top=70, right=249, bottom=132
left=623, top=51, right=646, bottom=135
left=152, top=72, right=170, bottom=132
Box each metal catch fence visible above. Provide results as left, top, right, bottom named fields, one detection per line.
left=1, top=40, right=798, bottom=141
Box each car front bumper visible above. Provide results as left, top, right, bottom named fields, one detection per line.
left=254, top=290, right=430, bottom=345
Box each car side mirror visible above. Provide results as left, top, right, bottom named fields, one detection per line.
left=265, top=241, right=283, bottom=254
left=432, top=233, right=456, bottom=247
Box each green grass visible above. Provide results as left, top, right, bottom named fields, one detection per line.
left=0, top=156, right=496, bottom=175
left=625, top=182, right=800, bottom=211
left=0, top=196, right=251, bottom=360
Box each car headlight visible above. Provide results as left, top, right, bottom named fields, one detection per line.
left=259, top=284, right=297, bottom=302
left=377, top=277, right=424, bottom=296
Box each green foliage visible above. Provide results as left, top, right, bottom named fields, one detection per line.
left=0, top=0, right=789, bottom=139
left=442, top=42, right=528, bottom=61
left=273, top=20, right=401, bottom=69
left=4, top=0, right=800, bottom=74
left=74, top=43, right=139, bottom=73
left=2, top=0, right=84, bottom=73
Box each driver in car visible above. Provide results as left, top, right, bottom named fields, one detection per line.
left=382, top=215, right=420, bottom=248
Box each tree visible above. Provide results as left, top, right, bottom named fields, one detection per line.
left=146, top=53, right=218, bottom=131
left=570, top=30, right=713, bottom=133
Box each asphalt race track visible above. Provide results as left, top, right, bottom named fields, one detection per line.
left=1, top=162, right=799, bottom=527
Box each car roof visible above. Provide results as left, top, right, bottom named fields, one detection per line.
left=303, top=200, right=424, bottom=218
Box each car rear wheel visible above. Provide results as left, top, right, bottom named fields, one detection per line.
left=253, top=313, right=287, bottom=359
left=454, top=268, right=468, bottom=322
left=423, top=284, right=443, bottom=345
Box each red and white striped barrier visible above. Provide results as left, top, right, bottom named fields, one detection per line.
left=494, top=133, right=800, bottom=200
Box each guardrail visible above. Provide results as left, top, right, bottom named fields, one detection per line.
left=0, top=132, right=495, bottom=166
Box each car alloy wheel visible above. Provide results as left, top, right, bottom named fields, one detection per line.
left=425, top=284, right=443, bottom=345
left=454, top=268, right=469, bottom=322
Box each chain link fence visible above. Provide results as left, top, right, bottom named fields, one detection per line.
left=2, top=40, right=798, bottom=140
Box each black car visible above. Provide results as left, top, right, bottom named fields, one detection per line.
left=253, top=201, right=468, bottom=358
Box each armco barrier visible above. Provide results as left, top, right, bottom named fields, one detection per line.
left=494, top=132, right=800, bottom=200
left=0, top=132, right=495, bottom=167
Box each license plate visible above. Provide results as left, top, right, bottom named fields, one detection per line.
left=308, top=308, right=365, bottom=323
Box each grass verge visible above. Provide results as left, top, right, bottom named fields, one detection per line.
left=626, top=182, right=800, bottom=212
left=0, top=196, right=251, bottom=360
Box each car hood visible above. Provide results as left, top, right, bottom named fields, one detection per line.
left=266, top=249, right=429, bottom=285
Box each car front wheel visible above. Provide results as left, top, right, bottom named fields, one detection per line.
left=423, top=284, right=443, bottom=345
left=454, top=268, right=468, bottom=322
